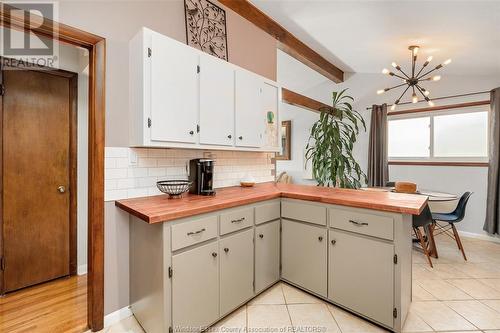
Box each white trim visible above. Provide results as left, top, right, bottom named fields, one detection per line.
left=104, top=306, right=133, bottom=328
left=458, top=230, right=500, bottom=244
left=77, top=264, right=87, bottom=276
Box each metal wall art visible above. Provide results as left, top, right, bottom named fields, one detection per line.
left=184, top=0, right=228, bottom=61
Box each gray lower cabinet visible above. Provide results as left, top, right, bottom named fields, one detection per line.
left=220, top=229, right=254, bottom=316
left=281, top=219, right=327, bottom=297
left=255, top=220, right=280, bottom=293
left=329, top=229, right=395, bottom=328
left=172, top=241, right=219, bottom=332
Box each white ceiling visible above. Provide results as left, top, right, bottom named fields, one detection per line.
left=251, top=0, right=500, bottom=76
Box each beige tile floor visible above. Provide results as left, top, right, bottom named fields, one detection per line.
left=98, top=233, right=500, bottom=333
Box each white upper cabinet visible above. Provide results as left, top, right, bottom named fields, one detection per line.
left=199, top=54, right=235, bottom=146
left=235, top=70, right=265, bottom=148
left=129, top=27, right=280, bottom=152
left=150, top=32, right=199, bottom=144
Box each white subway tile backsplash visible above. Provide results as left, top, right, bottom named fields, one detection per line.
left=104, top=147, right=275, bottom=201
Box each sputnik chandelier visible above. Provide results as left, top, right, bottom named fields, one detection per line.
left=377, top=45, right=451, bottom=111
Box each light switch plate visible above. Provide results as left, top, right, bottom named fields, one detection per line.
left=129, top=149, right=138, bottom=166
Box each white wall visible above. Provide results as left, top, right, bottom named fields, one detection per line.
left=276, top=49, right=500, bottom=238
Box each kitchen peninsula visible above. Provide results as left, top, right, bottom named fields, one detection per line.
left=116, top=182, right=427, bottom=333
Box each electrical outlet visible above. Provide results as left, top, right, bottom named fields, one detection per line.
left=129, top=149, right=138, bottom=166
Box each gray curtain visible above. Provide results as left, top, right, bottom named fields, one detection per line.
left=367, top=104, right=389, bottom=187
left=484, top=88, right=500, bottom=235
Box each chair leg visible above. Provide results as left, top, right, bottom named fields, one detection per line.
left=414, top=227, right=433, bottom=268
left=450, top=223, right=467, bottom=261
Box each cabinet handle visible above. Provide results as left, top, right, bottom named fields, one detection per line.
left=227, top=134, right=232, bottom=139
left=224, top=247, right=229, bottom=253
left=318, top=236, right=323, bottom=242
left=189, top=130, right=194, bottom=135
left=212, top=252, right=218, bottom=258
left=349, top=220, right=369, bottom=226
left=187, top=228, right=206, bottom=236
left=331, top=239, right=336, bottom=245
left=238, top=136, right=243, bottom=140
left=231, top=217, right=245, bottom=223
left=259, top=234, right=264, bottom=239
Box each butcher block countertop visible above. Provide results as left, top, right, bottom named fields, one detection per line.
left=115, top=182, right=427, bottom=224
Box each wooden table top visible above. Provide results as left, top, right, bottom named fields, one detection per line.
left=115, top=182, right=428, bottom=224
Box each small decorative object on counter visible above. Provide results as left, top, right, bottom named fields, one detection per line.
left=157, top=180, right=192, bottom=198
left=394, top=181, right=418, bottom=194
left=240, top=176, right=256, bottom=187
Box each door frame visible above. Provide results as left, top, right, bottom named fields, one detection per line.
left=0, top=5, right=106, bottom=331
left=0, top=64, right=79, bottom=283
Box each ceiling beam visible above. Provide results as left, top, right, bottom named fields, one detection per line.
left=282, top=88, right=333, bottom=113
left=218, top=0, right=344, bottom=83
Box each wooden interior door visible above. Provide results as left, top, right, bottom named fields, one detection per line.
left=1, top=68, right=77, bottom=293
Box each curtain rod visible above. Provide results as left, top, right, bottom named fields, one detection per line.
left=366, top=90, right=491, bottom=110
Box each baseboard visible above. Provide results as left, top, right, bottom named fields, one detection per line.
left=77, top=264, right=87, bottom=275
left=458, top=230, right=500, bottom=243
left=104, top=306, right=133, bottom=328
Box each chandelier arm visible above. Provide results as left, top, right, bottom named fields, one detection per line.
left=391, top=72, right=408, bottom=80
left=417, top=67, right=439, bottom=80
left=415, top=63, right=428, bottom=78
left=412, top=52, right=416, bottom=78
left=415, top=85, right=428, bottom=99
left=394, top=85, right=411, bottom=104
left=396, top=67, right=411, bottom=80
left=384, top=82, right=408, bottom=92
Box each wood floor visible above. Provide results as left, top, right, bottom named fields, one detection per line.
left=0, top=274, right=87, bottom=333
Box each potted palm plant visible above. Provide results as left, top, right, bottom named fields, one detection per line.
left=305, top=89, right=366, bottom=188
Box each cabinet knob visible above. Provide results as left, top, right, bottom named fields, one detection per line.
left=331, top=239, right=336, bottom=245
left=227, top=134, right=232, bottom=139
left=189, top=130, right=194, bottom=135
left=224, top=247, right=229, bottom=253
left=57, top=185, right=66, bottom=193
left=212, top=252, right=217, bottom=258
left=259, top=234, right=264, bottom=239
left=318, top=236, right=323, bottom=242
left=238, top=136, right=243, bottom=140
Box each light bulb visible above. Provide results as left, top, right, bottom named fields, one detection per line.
left=391, top=62, right=398, bottom=68
left=412, top=93, right=418, bottom=104
left=428, top=100, right=435, bottom=107
left=390, top=104, right=397, bottom=111
left=444, top=59, right=452, bottom=65
left=424, top=90, right=430, bottom=96
left=377, top=89, right=385, bottom=95
left=413, top=47, right=419, bottom=55
left=432, top=75, right=441, bottom=81
left=426, top=56, right=433, bottom=62
left=382, top=68, right=390, bottom=75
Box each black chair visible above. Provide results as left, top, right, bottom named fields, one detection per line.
left=413, top=205, right=434, bottom=267
left=431, top=192, right=473, bottom=261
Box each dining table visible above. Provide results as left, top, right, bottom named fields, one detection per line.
left=360, top=186, right=459, bottom=258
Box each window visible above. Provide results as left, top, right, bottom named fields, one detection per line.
left=388, top=107, right=489, bottom=162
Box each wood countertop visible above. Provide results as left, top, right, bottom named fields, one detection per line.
left=115, top=182, right=427, bottom=224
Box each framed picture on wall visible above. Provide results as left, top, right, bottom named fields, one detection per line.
left=184, top=0, right=229, bottom=61
left=276, top=120, right=291, bottom=160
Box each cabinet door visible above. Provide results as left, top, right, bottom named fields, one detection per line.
left=219, top=229, right=254, bottom=316
left=255, top=220, right=280, bottom=293
left=199, top=54, right=235, bottom=146
left=172, top=241, right=219, bottom=331
left=235, top=70, right=264, bottom=147
left=150, top=32, right=198, bottom=143
left=281, top=219, right=327, bottom=297
left=329, top=230, right=394, bottom=328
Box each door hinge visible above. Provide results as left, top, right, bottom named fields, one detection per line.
left=169, top=326, right=173, bottom=333
left=147, top=47, right=152, bottom=57
left=168, top=266, right=173, bottom=278
left=197, top=65, right=200, bottom=73
left=0, top=257, right=5, bottom=271
left=196, top=124, right=200, bottom=133
left=0, top=84, right=5, bottom=96
left=147, top=117, right=152, bottom=128
left=393, top=254, right=398, bottom=264
left=393, top=308, right=398, bottom=318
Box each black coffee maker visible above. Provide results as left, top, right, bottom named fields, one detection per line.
left=189, top=159, right=215, bottom=196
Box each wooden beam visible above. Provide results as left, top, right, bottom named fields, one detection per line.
left=388, top=100, right=490, bottom=116
left=282, top=88, right=332, bottom=113
left=218, top=0, right=344, bottom=83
